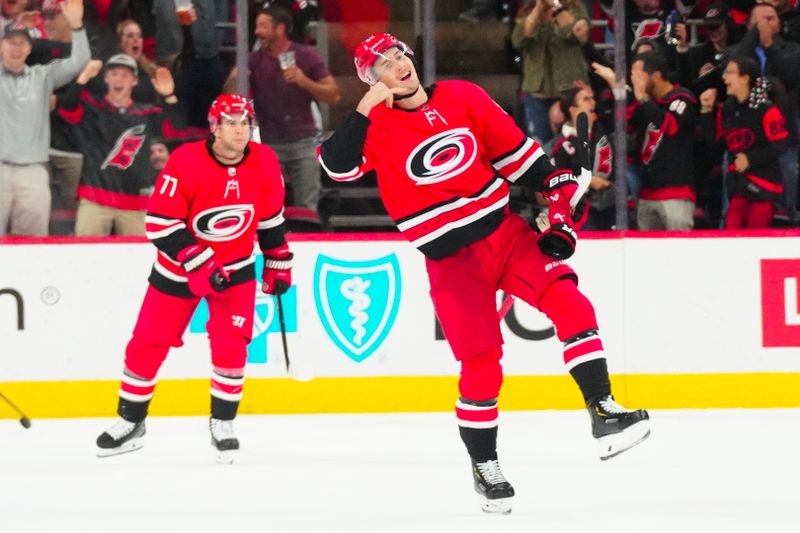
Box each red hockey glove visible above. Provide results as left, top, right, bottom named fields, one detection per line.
left=538, top=170, right=579, bottom=259
left=262, top=244, right=293, bottom=296
left=178, top=245, right=230, bottom=297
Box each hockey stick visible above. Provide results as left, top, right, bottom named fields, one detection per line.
left=0, top=391, right=31, bottom=429
left=500, top=114, right=593, bottom=321
left=571, top=111, right=592, bottom=209
left=276, top=294, right=290, bottom=372
left=498, top=293, right=515, bottom=321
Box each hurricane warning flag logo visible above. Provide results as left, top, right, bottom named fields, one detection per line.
left=314, top=254, right=401, bottom=362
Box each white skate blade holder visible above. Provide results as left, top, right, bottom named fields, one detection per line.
left=597, top=419, right=651, bottom=461
left=480, top=495, right=513, bottom=515
left=96, top=437, right=144, bottom=458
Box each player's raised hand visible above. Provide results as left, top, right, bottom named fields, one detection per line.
left=356, top=82, right=407, bottom=116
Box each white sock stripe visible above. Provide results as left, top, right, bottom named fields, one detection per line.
left=213, top=365, right=246, bottom=375
left=121, top=373, right=157, bottom=388
left=455, top=399, right=498, bottom=411
left=457, top=420, right=499, bottom=429
left=212, top=374, right=245, bottom=387
left=118, top=389, right=154, bottom=402
left=210, top=388, right=243, bottom=402
left=564, top=334, right=600, bottom=349
left=564, top=352, right=606, bottom=371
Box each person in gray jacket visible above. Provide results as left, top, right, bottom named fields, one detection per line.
left=0, top=0, right=89, bottom=237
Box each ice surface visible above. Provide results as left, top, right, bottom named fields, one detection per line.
left=1, top=410, right=797, bottom=532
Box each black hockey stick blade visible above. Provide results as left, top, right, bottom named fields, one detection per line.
left=0, top=391, right=32, bottom=429
left=576, top=112, right=590, bottom=170
left=276, top=294, right=290, bottom=372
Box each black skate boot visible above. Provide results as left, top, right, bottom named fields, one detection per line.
left=471, top=459, right=515, bottom=514
left=588, top=395, right=650, bottom=460
left=96, top=418, right=146, bottom=457
left=210, top=418, right=239, bottom=464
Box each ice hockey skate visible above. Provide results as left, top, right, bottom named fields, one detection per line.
left=210, top=418, right=239, bottom=464
left=96, top=418, right=146, bottom=457
left=588, top=395, right=650, bottom=460
left=471, top=459, right=515, bottom=514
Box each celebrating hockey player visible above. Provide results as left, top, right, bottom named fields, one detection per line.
left=318, top=33, right=650, bottom=514
left=96, top=94, right=292, bottom=463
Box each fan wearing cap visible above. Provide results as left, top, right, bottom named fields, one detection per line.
left=95, top=94, right=290, bottom=464
left=55, top=52, right=188, bottom=236
left=319, top=32, right=651, bottom=514
left=0, top=0, right=88, bottom=237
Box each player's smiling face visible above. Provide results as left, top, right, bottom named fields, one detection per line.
left=373, top=46, right=419, bottom=92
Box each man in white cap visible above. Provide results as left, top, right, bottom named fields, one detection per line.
left=56, top=53, right=187, bottom=235
left=0, top=0, right=89, bottom=236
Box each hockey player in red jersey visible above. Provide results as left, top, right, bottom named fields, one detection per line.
left=319, top=33, right=650, bottom=514
left=96, top=94, right=292, bottom=463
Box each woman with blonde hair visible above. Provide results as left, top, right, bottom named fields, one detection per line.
left=115, top=18, right=158, bottom=103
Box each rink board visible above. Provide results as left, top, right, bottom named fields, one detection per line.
left=1, top=231, right=800, bottom=417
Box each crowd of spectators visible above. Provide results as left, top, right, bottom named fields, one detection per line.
left=2, top=0, right=800, bottom=236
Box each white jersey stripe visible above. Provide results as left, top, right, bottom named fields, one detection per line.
left=505, top=146, right=546, bottom=183
left=318, top=155, right=366, bottom=181
left=153, top=261, right=188, bottom=282
left=492, top=137, right=534, bottom=171
left=410, top=196, right=509, bottom=248
left=396, top=178, right=505, bottom=232
left=258, top=209, right=285, bottom=230
left=146, top=223, right=187, bottom=240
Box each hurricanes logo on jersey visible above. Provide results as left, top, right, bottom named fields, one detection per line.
left=101, top=124, right=146, bottom=170
left=726, top=128, right=755, bottom=152
left=406, top=128, right=478, bottom=185
left=595, top=136, right=612, bottom=176
left=192, top=204, right=255, bottom=242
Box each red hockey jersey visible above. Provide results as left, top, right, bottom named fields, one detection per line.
left=319, top=80, right=555, bottom=259
left=144, top=139, right=285, bottom=296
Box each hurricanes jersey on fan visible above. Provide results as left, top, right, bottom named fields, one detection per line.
left=319, top=80, right=560, bottom=259
left=144, top=139, right=285, bottom=297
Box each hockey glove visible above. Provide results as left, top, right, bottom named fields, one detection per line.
left=262, top=244, right=293, bottom=296
left=537, top=222, right=577, bottom=260
left=539, top=170, right=579, bottom=259
left=178, top=245, right=230, bottom=297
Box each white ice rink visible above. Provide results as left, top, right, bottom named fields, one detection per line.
left=1, top=409, right=797, bottom=533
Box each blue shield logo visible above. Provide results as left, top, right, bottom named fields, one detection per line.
left=189, top=256, right=297, bottom=364
left=314, top=254, right=401, bottom=362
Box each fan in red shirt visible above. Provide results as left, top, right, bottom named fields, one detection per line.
left=319, top=33, right=650, bottom=514
left=95, top=94, right=292, bottom=464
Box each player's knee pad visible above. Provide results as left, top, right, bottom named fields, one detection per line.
left=210, top=333, right=249, bottom=370
left=124, top=335, right=170, bottom=379
left=538, top=277, right=598, bottom=342
left=459, top=347, right=503, bottom=401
